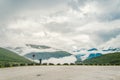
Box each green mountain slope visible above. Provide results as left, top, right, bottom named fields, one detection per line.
left=0, top=47, right=31, bottom=64
left=83, top=52, right=120, bottom=64
left=25, top=51, right=72, bottom=60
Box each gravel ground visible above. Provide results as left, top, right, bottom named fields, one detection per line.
left=0, top=66, right=120, bottom=80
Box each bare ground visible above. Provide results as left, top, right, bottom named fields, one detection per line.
left=0, top=66, right=120, bottom=80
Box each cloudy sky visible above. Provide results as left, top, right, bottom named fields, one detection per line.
left=0, top=0, right=120, bottom=51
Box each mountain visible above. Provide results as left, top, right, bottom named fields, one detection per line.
left=25, top=51, right=72, bottom=60
left=102, top=47, right=120, bottom=52
left=6, top=45, right=120, bottom=64
left=88, top=48, right=98, bottom=51
left=75, top=53, right=102, bottom=62
left=75, top=54, right=86, bottom=62
left=87, top=53, right=102, bottom=59
left=0, top=47, right=31, bottom=64
left=6, top=44, right=61, bottom=55
left=6, top=44, right=72, bottom=62
left=26, top=44, right=51, bottom=49
left=73, top=47, right=120, bottom=61
left=82, top=52, right=120, bottom=64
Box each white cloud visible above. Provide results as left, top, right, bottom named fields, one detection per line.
left=42, top=55, right=77, bottom=64
left=100, top=35, right=120, bottom=48
left=0, top=0, right=120, bottom=52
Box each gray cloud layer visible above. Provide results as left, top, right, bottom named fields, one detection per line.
left=0, top=0, right=120, bottom=51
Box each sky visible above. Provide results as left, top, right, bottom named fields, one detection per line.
left=0, top=0, right=120, bottom=51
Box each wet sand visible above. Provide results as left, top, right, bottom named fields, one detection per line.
left=0, top=66, right=120, bottom=80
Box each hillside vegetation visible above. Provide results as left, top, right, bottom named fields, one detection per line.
left=83, top=52, right=120, bottom=65
left=0, top=47, right=31, bottom=65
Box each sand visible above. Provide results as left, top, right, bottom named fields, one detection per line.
left=0, top=66, right=120, bottom=80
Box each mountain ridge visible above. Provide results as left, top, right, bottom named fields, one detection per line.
left=4, top=44, right=120, bottom=63
left=82, top=52, right=120, bottom=64
left=0, top=47, right=32, bottom=64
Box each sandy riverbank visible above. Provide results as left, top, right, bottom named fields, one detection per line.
left=0, top=66, right=120, bottom=80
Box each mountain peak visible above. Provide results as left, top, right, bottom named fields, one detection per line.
left=26, top=44, right=51, bottom=49
left=88, top=48, right=98, bottom=51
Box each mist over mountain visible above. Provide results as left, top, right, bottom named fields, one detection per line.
left=6, top=44, right=75, bottom=64
left=4, top=44, right=120, bottom=64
